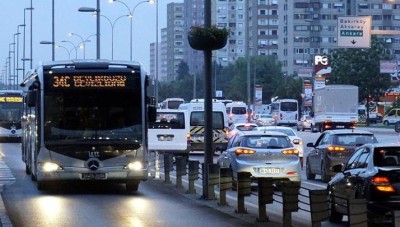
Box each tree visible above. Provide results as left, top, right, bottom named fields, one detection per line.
left=176, top=61, right=190, bottom=81
left=329, top=35, right=392, bottom=124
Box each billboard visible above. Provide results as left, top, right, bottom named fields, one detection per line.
left=254, top=86, right=262, bottom=105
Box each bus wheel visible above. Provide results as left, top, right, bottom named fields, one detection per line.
left=126, top=180, right=140, bottom=192
left=25, top=163, right=31, bottom=175
left=37, top=181, right=49, bottom=191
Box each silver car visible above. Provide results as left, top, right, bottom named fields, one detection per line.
left=217, top=130, right=301, bottom=184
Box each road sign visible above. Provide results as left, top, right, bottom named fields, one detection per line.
left=337, top=16, right=371, bottom=48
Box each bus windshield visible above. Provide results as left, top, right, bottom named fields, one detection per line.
left=44, top=89, right=142, bottom=142
left=0, top=102, right=22, bottom=123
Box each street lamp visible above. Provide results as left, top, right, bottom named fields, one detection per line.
left=23, top=7, right=34, bottom=78
left=109, top=0, right=154, bottom=61
left=56, top=45, right=71, bottom=60
left=94, top=14, right=129, bottom=60
left=40, top=41, right=55, bottom=61
left=78, top=0, right=100, bottom=59
left=61, top=40, right=78, bottom=59
left=68, top=32, right=87, bottom=59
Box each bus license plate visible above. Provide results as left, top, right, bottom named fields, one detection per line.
left=82, top=173, right=106, bottom=180
left=258, top=168, right=280, bottom=174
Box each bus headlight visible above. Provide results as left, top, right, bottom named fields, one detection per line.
left=40, top=162, right=62, bottom=172
left=125, top=161, right=143, bottom=170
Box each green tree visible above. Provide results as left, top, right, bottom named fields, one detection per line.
left=176, top=61, right=190, bottom=81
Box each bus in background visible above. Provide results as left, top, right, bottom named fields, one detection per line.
left=20, top=60, right=156, bottom=191
left=0, top=90, right=23, bottom=141
left=160, top=98, right=184, bottom=109
left=225, top=101, right=248, bottom=125
left=271, top=99, right=299, bottom=126
left=148, top=109, right=190, bottom=158
left=178, top=99, right=228, bottom=154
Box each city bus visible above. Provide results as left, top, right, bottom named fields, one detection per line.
left=160, top=98, right=184, bottom=109
left=271, top=99, right=299, bottom=126
left=0, top=90, right=23, bottom=141
left=20, top=60, right=156, bottom=191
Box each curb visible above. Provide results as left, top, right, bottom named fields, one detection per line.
left=0, top=157, right=15, bottom=227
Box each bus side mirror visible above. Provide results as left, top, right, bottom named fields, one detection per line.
left=27, top=90, right=37, bottom=107
left=148, top=105, right=157, bottom=123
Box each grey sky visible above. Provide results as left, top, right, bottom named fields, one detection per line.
left=0, top=0, right=181, bottom=82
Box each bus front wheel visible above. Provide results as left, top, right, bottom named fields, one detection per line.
left=126, top=180, right=140, bottom=192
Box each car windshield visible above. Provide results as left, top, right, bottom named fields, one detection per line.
left=244, top=135, right=292, bottom=149
left=374, top=148, right=400, bottom=167
left=334, top=134, right=377, bottom=146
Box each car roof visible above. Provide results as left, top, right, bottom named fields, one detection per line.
left=361, top=142, right=400, bottom=149
left=241, top=130, right=287, bottom=136
left=233, top=123, right=258, bottom=127
left=325, top=129, right=374, bottom=135
left=257, top=126, right=294, bottom=131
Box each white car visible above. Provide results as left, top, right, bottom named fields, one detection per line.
left=227, top=123, right=258, bottom=139
left=253, top=113, right=275, bottom=126
left=257, top=126, right=305, bottom=168
left=218, top=130, right=301, bottom=184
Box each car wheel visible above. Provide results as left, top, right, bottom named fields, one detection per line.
left=329, top=194, right=343, bottom=222
left=296, top=126, right=300, bottom=131
left=384, top=120, right=389, bottom=126
left=306, top=159, right=315, bottom=180
left=321, top=162, right=331, bottom=183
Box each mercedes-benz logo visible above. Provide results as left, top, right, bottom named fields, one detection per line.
left=87, top=160, right=100, bottom=171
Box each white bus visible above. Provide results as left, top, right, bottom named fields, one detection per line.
left=148, top=109, right=190, bottom=158
left=0, top=90, right=23, bottom=141
left=160, top=98, right=184, bottom=109
left=271, top=99, right=299, bottom=126
left=178, top=99, right=228, bottom=153
left=20, top=60, right=156, bottom=191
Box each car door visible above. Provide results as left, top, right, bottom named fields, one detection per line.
left=308, top=132, right=328, bottom=174
left=331, top=148, right=370, bottom=198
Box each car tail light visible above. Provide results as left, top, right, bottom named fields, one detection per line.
left=372, top=176, right=395, bottom=192
left=187, top=133, right=191, bottom=144
left=327, top=146, right=345, bottom=152
left=282, top=149, right=299, bottom=155
left=234, top=148, right=255, bottom=156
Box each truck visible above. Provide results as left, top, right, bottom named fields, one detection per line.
left=311, top=85, right=359, bottom=132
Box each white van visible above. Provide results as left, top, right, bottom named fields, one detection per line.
left=179, top=99, right=228, bottom=153
left=226, top=101, right=248, bottom=125
left=148, top=109, right=190, bottom=157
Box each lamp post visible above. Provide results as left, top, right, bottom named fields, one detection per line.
left=95, top=14, right=128, bottom=60
left=56, top=45, right=71, bottom=60
left=23, top=7, right=33, bottom=79
left=39, top=41, right=55, bottom=60
left=110, top=0, right=154, bottom=61
left=68, top=33, right=86, bottom=59
left=61, top=40, right=78, bottom=59
left=78, top=0, right=100, bottom=59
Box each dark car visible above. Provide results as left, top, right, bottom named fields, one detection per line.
left=327, top=143, right=400, bottom=224
left=306, top=129, right=378, bottom=183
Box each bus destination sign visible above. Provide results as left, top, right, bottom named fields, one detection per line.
left=0, top=97, right=23, bottom=103
left=52, top=75, right=127, bottom=88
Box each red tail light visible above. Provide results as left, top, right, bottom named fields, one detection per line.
left=234, top=148, right=255, bottom=156
left=372, top=176, right=395, bottom=192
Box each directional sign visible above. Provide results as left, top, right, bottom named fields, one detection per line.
left=337, top=16, right=371, bottom=48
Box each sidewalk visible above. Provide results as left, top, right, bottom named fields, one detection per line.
left=0, top=156, right=15, bottom=227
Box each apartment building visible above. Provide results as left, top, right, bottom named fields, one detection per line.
left=151, top=0, right=400, bottom=82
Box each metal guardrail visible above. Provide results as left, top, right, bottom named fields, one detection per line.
left=148, top=152, right=399, bottom=226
